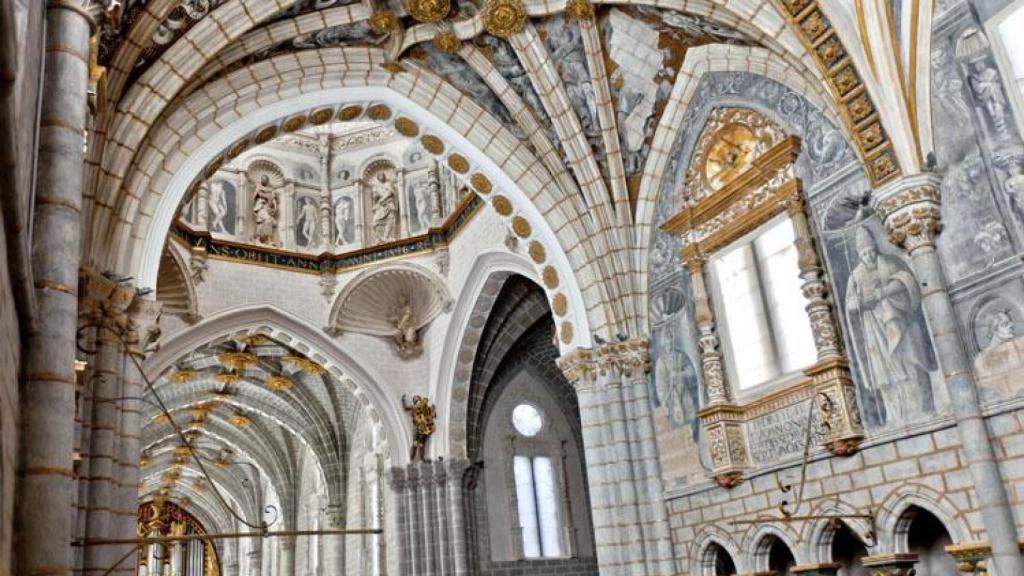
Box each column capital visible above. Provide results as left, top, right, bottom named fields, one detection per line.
left=557, top=347, right=598, bottom=389
left=945, top=542, right=991, bottom=574
left=861, top=553, right=918, bottom=575
left=48, top=0, right=121, bottom=32
left=872, top=174, right=943, bottom=253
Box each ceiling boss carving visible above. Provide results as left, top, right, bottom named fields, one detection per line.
left=482, top=0, right=528, bottom=39
left=405, top=0, right=452, bottom=24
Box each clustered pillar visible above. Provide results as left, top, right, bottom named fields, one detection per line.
left=873, top=174, right=1023, bottom=575
left=386, top=459, right=470, bottom=576
left=16, top=3, right=111, bottom=576
left=557, top=339, right=676, bottom=576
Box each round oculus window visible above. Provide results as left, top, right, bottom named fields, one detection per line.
left=511, top=403, right=543, bottom=437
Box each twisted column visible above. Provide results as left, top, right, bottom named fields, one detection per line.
left=17, top=3, right=108, bottom=576
left=873, top=174, right=1022, bottom=575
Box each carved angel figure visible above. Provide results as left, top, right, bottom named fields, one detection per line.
left=388, top=294, right=422, bottom=359
left=402, top=395, right=436, bottom=461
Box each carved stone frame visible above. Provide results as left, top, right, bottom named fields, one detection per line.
left=662, top=109, right=864, bottom=488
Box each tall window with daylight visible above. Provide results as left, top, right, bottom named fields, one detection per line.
left=709, top=215, right=817, bottom=390
left=510, top=403, right=563, bottom=558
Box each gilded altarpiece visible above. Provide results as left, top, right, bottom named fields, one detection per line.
left=661, top=108, right=863, bottom=487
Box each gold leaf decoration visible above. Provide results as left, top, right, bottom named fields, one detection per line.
left=405, top=0, right=451, bottom=23
left=339, top=105, right=364, bottom=121
left=282, top=115, right=307, bottom=133
left=368, top=10, right=398, bottom=33
left=482, top=0, right=527, bottom=38
left=282, top=355, right=327, bottom=375
left=511, top=216, right=532, bottom=238
left=394, top=117, right=419, bottom=137
left=528, top=241, right=546, bottom=263
left=229, top=414, right=252, bottom=428
left=170, top=370, right=196, bottom=384
left=552, top=293, right=568, bottom=316
left=564, top=0, right=594, bottom=19
left=266, top=375, right=295, bottom=392
left=215, top=372, right=241, bottom=385
left=421, top=134, right=445, bottom=154
left=542, top=265, right=559, bottom=289
left=447, top=153, right=469, bottom=173
left=560, top=321, right=574, bottom=345
left=470, top=172, right=492, bottom=194
left=255, top=126, right=278, bottom=144
left=218, top=352, right=257, bottom=370
left=227, top=140, right=249, bottom=159
left=310, top=108, right=334, bottom=125
left=367, top=104, right=392, bottom=120
left=433, top=30, right=460, bottom=53
left=492, top=195, right=513, bottom=216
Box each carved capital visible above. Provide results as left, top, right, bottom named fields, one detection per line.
left=873, top=177, right=943, bottom=253
left=557, top=348, right=598, bottom=390
left=127, top=298, right=163, bottom=357
left=595, top=338, right=649, bottom=380
left=49, top=0, right=121, bottom=31
left=945, top=543, right=991, bottom=575
left=861, top=553, right=919, bottom=576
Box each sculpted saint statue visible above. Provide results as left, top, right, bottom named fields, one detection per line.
left=402, top=394, right=436, bottom=462
left=388, top=294, right=421, bottom=359
left=209, top=181, right=228, bottom=233
left=252, top=175, right=280, bottom=246
left=370, top=171, right=398, bottom=244
left=846, top=227, right=936, bottom=425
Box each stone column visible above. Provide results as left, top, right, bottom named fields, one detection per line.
left=116, top=298, right=161, bottom=576
left=194, top=182, right=210, bottom=230
left=557, top=339, right=676, bottom=576
left=279, top=536, right=295, bottom=576
left=318, top=134, right=332, bottom=248
left=873, top=175, right=1023, bottom=575
left=386, top=468, right=411, bottom=575
left=444, top=460, right=470, bottom=576
left=860, top=553, right=917, bottom=575
left=322, top=504, right=346, bottom=576
left=247, top=548, right=262, bottom=576
left=81, top=271, right=134, bottom=576
left=17, top=3, right=108, bottom=576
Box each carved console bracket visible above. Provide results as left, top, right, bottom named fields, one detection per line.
left=860, top=553, right=918, bottom=576
left=945, top=542, right=991, bottom=575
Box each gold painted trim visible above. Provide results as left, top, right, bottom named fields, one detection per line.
left=34, top=280, right=76, bottom=296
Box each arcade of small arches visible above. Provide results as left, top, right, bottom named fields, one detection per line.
left=4, top=1, right=1024, bottom=576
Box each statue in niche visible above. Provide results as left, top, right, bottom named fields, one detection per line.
left=252, top=175, right=280, bottom=246
left=968, top=59, right=1011, bottom=141
left=209, top=180, right=230, bottom=234
left=334, top=196, right=356, bottom=247
left=402, top=395, right=436, bottom=462
left=1004, top=159, right=1024, bottom=225
left=369, top=170, right=398, bottom=244
left=845, top=227, right=936, bottom=426
left=974, top=307, right=1024, bottom=399
left=388, top=294, right=422, bottom=359
left=295, top=196, right=319, bottom=247
left=410, top=181, right=432, bottom=233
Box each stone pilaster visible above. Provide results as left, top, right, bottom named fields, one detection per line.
left=278, top=537, right=295, bottom=576
left=318, top=134, right=331, bottom=249
left=861, top=553, right=918, bottom=575
left=558, top=339, right=676, bottom=576
left=386, top=459, right=471, bottom=576
left=873, top=174, right=1023, bottom=575
left=322, top=503, right=346, bottom=576
left=17, top=3, right=108, bottom=576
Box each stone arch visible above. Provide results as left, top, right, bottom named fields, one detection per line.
left=145, top=303, right=405, bottom=464
left=742, top=523, right=804, bottom=571
left=803, top=500, right=877, bottom=563
left=325, top=261, right=452, bottom=337
left=100, top=65, right=602, bottom=348
left=691, top=525, right=744, bottom=575
left=432, top=249, right=539, bottom=459
left=875, top=484, right=972, bottom=553
left=156, top=242, right=199, bottom=322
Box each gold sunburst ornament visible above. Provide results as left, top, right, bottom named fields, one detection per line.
left=433, top=31, right=461, bottom=54
left=368, top=10, right=398, bottom=33
left=230, top=414, right=252, bottom=428
left=282, top=355, right=327, bottom=375
left=405, top=0, right=450, bottom=23
left=483, top=0, right=527, bottom=38
left=170, top=370, right=196, bottom=384
left=564, top=0, right=594, bottom=19
left=266, top=375, right=295, bottom=392
left=219, top=351, right=257, bottom=370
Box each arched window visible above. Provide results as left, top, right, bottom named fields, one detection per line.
left=903, top=507, right=958, bottom=574
left=701, top=542, right=737, bottom=576
left=988, top=0, right=1024, bottom=137
left=510, top=402, right=564, bottom=558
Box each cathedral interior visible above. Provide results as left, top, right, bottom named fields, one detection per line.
left=3, top=0, right=1024, bottom=575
